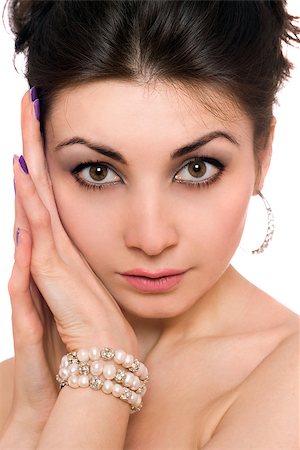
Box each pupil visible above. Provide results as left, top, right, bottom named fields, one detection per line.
left=90, top=165, right=107, bottom=181
left=189, top=161, right=206, bottom=177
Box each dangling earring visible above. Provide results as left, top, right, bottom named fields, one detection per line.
left=239, top=191, right=275, bottom=254
left=251, top=191, right=275, bottom=254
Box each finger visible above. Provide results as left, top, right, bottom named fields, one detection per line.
left=13, top=154, right=59, bottom=266
left=20, top=90, right=74, bottom=254
left=21, top=90, right=51, bottom=200
left=9, top=229, right=58, bottom=414
left=9, top=228, right=44, bottom=348
left=13, top=157, right=48, bottom=324
left=13, top=155, right=30, bottom=245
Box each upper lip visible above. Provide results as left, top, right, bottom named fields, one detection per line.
left=120, top=268, right=186, bottom=279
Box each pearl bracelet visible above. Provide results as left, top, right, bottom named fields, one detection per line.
left=55, top=346, right=150, bottom=414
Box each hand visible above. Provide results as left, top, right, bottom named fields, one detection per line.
left=14, top=89, right=138, bottom=356
left=1, top=227, right=57, bottom=448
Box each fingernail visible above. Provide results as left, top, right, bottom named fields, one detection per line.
left=33, top=98, right=40, bottom=121
left=19, top=155, right=29, bottom=174
left=30, top=86, right=38, bottom=102
left=16, top=227, right=20, bottom=246
left=13, top=154, right=18, bottom=165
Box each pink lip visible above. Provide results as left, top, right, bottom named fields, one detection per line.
left=119, top=269, right=187, bottom=293
left=121, top=268, right=186, bottom=278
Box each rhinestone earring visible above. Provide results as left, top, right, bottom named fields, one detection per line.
left=251, top=191, right=275, bottom=254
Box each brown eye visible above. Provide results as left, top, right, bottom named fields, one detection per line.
left=187, top=161, right=207, bottom=178
left=174, top=158, right=220, bottom=184
left=77, top=163, right=122, bottom=185
left=89, top=165, right=108, bottom=181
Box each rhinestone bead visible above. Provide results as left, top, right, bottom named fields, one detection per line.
left=79, top=363, right=90, bottom=375
left=89, top=376, right=103, bottom=390
left=67, top=352, right=79, bottom=364
left=128, top=358, right=140, bottom=373
left=101, top=347, right=115, bottom=360
left=120, top=387, right=132, bottom=400
left=114, top=368, right=126, bottom=383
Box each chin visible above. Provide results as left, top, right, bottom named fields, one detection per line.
left=116, top=291, right=196, bottom=319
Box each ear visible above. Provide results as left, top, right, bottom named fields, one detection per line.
left=254, top=116, right=276, bottom=194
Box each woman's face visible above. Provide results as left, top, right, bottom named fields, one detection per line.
left=45, top=80, right=259, bottom=319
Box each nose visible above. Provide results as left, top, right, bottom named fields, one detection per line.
left=123, top=191, right=179, bottom=256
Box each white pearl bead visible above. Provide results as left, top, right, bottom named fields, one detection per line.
left=140, top=366, right=148, bottom=381
left=124, top=372, right=135, bottom=387
left=135, top=362, right=144, bottom=377
left=78, top=375, right=90, bottom=387
left=90, top=360, right=103, bottom=375
left=59, top=367, right=69, bottom=380
left=68, top=363, right=79, bottom=375
left=77, top=348, right=89, bottom=362
left=123, top=353, right=134, bottom=368
left=68, top=374, right=79, bottom=388
left=89, top=346, right=101, bottom=361
left=112, top=383, right=124, bottom=397
left=132, top=376, right=141, bottom=390
left=135, top=395, right=142, bottom=407
left=102, top=364, right=117, bottom=380
left=114, top=349, right=126, bottom=365
left=61, top=355, right=69, bottom=368
left=128, top=391, right=138, bottom=405
left=102, top=379, right=113, bottom=394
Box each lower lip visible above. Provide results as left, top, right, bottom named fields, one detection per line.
left=121, top=273, right=185, bottom=292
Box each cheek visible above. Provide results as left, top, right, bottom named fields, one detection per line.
left=51, top=182, right=120, bottom=267
left=186, top=186, right=251, bottom=270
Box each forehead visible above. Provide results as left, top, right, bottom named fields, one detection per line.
left=46, top=80, right=253, bottom=151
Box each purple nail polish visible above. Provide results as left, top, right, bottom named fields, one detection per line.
left=16, top=227, right=20, bottom=246
left=19, top=155, right=29, bottom=174
left=33, top=98, right=40, bottom=121
left=30, top=86, right=38, bottom=102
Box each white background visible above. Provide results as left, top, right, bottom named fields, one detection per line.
left=1, top=0, right=299, bottom=363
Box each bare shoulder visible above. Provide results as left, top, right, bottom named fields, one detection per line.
left=202, top=331, right=299, bottom=449
left=0, top=357, right=15, bottom=435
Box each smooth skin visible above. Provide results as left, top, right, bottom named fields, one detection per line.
left=1, top=90, right=138, bottom=448
left=0, top=82, right=298, bottom=449
left=44, top=80, right=271, bottom=346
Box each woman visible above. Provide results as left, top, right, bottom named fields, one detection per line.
left=0, top=1, right=299, bottom=448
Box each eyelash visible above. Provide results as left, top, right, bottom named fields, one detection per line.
left=71, top=155, right=226, bottom=192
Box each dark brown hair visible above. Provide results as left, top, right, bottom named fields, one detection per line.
left=3, top=0, right=300, bottom=174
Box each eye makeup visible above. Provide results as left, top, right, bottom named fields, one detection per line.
left=70, top=154, right=226, bottom=192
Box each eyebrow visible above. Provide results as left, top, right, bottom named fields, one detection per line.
left=54, top=130, right=239, bottom=165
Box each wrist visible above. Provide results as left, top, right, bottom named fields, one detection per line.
left=66, top=339, right=139, bottom=359
left=56, top=345, right=149, bottom=414
left=0, top=416, right=42, bottom=449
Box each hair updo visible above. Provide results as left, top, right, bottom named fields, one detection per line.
left=3, top=0, right=300, bottom=174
